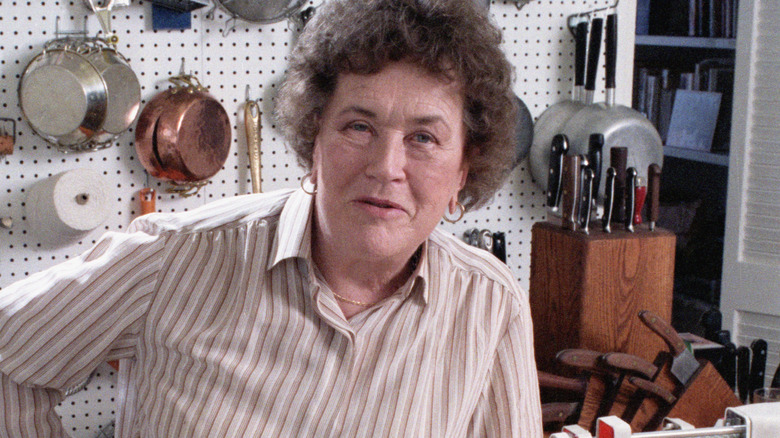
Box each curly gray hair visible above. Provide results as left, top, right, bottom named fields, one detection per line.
left=275, top=0, right=518, bottom=210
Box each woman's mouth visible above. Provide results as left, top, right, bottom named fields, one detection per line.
left=355, top=197, right=405, bottom=215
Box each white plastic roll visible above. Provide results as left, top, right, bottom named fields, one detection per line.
left=26, top=168, right=112, bottom=246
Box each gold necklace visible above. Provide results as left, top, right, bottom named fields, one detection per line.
left=331, top=291, right=376, bottom=307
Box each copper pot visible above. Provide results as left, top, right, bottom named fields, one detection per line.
left=135, top=75, right=231, bottom=195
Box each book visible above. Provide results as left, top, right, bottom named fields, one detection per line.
left=666, top=90, right=722, bottom=151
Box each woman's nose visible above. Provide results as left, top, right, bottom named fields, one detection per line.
left=365, top=133, right=406, bottom=182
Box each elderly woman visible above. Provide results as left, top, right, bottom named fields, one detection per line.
left=0, top=0, right=541, bottom=436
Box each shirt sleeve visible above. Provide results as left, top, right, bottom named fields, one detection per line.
left=0, top=228, right=167, bottom=436
left=468, top=301, right=543, bottom=438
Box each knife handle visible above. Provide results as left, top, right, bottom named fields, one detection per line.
left=556, top=348, right=603, bottom=372
left=584, top=17, right=604, bottom=102
left=634, top=180, right=647, bottom=226
left=627, top=376, right=677, bottom=406
left=561, top=155, right=581, bottom=231
left=625, top=167, right=637, bottom=232
left=638, top=310, right=687, bottom=355
left=538, top=371, right=587, bottom=394
left=749, top=339, right=768, bottom=400
left=587, top=133, right=604, bottom=206
left=574, top=21, right=589, bottom=92
left=610, top=147, right=628, bottom=224
left=581, top=168, right=595, bottom=234
left=648, top=163, right=661, bottom=230
left=602, top=167, right=616, bottom=233
left=601, top=352, right=658, bottom=380
left=139, top=187, right=156, bottom=215
left=547, top=134, right=569, bottom=210
left=491, top=232, right=506, bottom=264
left=736, top=345, right=751, bottom=402
left=244, top=99, right=263, bottom=194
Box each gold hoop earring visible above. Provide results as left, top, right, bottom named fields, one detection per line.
left=443, top=202, right=465, bottom=224
left=301, top=173, right=317, bottom=195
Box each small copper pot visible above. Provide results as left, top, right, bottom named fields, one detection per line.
left=135, top=75, right=231, bottom=195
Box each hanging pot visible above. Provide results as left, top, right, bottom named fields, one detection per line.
left=135, top=74, right=231, bottom=196
left=19, top=39, right=108, bottom=150
left=18, top=37, right=141, bottom=151
left=213, top=0, right=307, bottom=24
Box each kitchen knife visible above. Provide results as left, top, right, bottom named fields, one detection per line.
left=547, top=134, right=569, bottom=211
left=556, top=348, right=614, bottom=432
left=581, top=168, right=595, bottom=234
left=542, top=402, right=581, bottom=426
left=647, top=163, right=661, bottom=231
left=587, top=133, right=604, bottom=209
left=538, top=370, right=587, bottom=395
left=633, top=177, right=646, bottom=226
left=749, top=339, right=767, bottom=401
left=601, top=352, right=659, bottom=380
left=491, top=232, right=506, bottom=263
left=625, top=167, right=637, bottom=232
left=637, top=310, right=700, bottom=386
left=736, top=345, right=750, bottom=402
left=602, top=167, right=616, bottom=233
left=771, top=351, right=780, bottom=388
left=561, top=155, right=581, bottom=231
left=625, top=376, right=678, bottom=425
left=610, top=147, right=628, bottom=224
left=719, top=342, right=737, bottom=390
left=599, top=352, right=659, bottom=419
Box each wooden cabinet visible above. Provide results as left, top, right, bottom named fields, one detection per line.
left=529, top=221, right=675, bottom=371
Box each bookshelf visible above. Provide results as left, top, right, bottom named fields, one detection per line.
left=633, top=1, right=738, bottom=325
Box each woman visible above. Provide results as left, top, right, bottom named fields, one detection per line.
left=0, top=0, right=542, bottom=436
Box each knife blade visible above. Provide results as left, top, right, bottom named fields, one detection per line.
left=561, top=155, right=581, bottom=231
left=637, top=310, right=700, bottom=386
left=610, top=147, right=628, bottom=224
left=749, top=339, right=768, bottom=401
left=587, top=133, right=604, bottom=207
left=647, top=163, right=661, bottom=231
left=625, top=167, right=637, bottom=232
left=736, top=345, right=750, bottom=402
left=581, top=168, right=595, bottom=234
left=602, top=167, right=616, bottom=233
left=547, top=134, right=569, bottom=211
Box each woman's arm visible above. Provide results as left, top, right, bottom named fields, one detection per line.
left=0, top=229, right=167, bottom=435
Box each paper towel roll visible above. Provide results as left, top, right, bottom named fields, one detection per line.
left=26, top=168, right=112, bottom=246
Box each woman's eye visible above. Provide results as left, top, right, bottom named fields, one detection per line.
left=411, top=132, right=435, bottom=144
left=349, top=122, right=371, bottom=133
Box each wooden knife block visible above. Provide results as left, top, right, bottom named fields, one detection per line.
left=530, top=221, right=676, bottom=372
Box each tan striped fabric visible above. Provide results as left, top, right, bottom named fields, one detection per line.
left=0, top=188, right=542, bottom=437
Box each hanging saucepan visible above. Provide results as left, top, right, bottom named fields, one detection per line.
left=213, top=0, right=307, bottom=34
left=560, top=14, right=662, bottom=197
left=18, top=37, right=141, bottom=151
left=135, top=74, right=231, bottom=196
left=513, top=94, right=534, bottom=167
left=83, top=39, right=141, bottom=145
left=528, top=18, right=593, bottom=191
left=19, top=39, right=107, bottom=150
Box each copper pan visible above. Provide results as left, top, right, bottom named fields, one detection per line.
left=135, top=75, right=231, bottom=195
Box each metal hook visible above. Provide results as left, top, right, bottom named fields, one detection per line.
left=567, top=0, right=619, bottom=37
left=221, top=16, right=237, bottom=37
left=179, top=57, right=186, bottom=76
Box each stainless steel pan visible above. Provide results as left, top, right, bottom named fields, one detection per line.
left=560, top=14, right=662, bottom=195
left=214, top=0, right=307, bottom=23
left=529, top=18, right=592, bottom=190
left=19, top=40, right=108, bottom=150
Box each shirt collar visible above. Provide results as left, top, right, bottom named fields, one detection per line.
left=267, top=187, right=430, bottom=305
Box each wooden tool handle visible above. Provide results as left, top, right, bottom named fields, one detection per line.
left=245, top=100, right=262, bottom=193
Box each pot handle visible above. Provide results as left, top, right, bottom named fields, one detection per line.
left=168, top=74, right=207, bottom=92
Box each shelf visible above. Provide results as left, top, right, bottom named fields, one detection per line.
left=663, top=145, right=729, bottom=166
left=635, top=35, right=737, bottom=50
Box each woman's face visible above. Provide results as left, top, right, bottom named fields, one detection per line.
left=311, top=61, right=469, bottom=263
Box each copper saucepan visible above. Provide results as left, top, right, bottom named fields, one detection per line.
left=135, top=74, right=231, bottom=196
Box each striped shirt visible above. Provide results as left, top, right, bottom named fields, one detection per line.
left=0, top=188, right=542, bottom=437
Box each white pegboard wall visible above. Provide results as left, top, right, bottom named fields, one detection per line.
left=0, top=0, right=632, bottom=435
